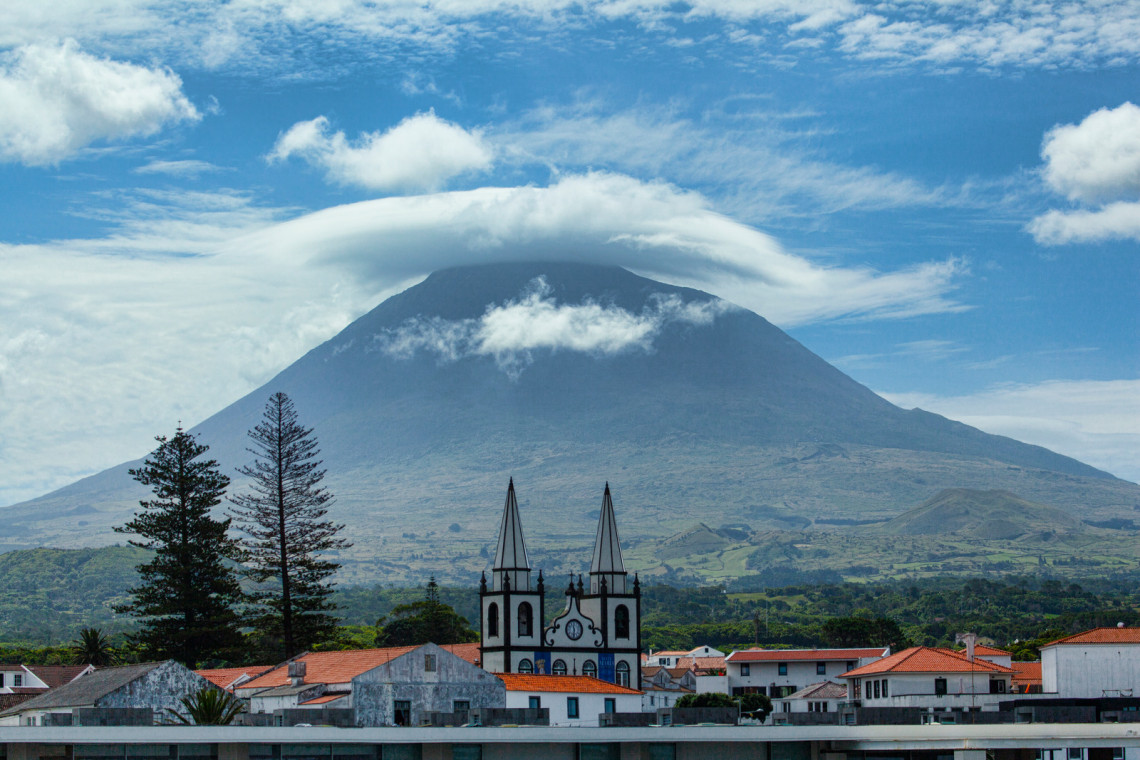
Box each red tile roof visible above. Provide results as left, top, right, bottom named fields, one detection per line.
left=1044, top=627, right=1140, bottom=647
left=728, top=648, right=887, bottom=663
left=1011, top=661, right=1042, bottom=685
left=24, top=666, right=91, bottom=688
left=242, top=643, right=478, bottom=691
left=300, top=693, right=348, bottom=705
left=675, top=656, right=726, bottom=672
left=841, top=647, right=1015, bottom=677
left=973, top=645, right=1010, bottom=656
left=498, top=674, right=641, bottom=695
left=196, top=666, right=275, bottom=690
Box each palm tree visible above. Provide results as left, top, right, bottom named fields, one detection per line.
left=167, top=687, right=246, bottom=725
left=70, top=628, right=115, bottom=667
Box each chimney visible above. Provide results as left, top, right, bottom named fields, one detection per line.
left=955, top=632, right=977, bottom=662
left=288, top=661, right=306, bottom=687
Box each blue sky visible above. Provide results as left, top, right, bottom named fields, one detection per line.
left=1, top=0, right=1138, bottom=506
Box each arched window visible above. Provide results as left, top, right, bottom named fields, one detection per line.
left=616, top=660, right=631, bottom=687
left=614, top=605, right=630, bottom=639
left=552, top=659, right=567, bottom=675
left=518, top=659, right=534, bottom=674
left=488, top=602, right=499, bottom=638
left=583, top=660, right=597, bottom=678
left=518, top=601, right=533, bottom=637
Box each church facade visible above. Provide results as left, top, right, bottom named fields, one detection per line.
left=479, top=479, right=642, bottom=689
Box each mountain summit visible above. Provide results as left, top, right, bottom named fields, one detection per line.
left=7, top=262, right=1137, bottom=583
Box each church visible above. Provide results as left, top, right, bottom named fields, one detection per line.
left=479, top=479, right=642, bottom=689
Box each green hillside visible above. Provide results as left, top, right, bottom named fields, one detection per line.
left=874, top=488, right=1082, bottom=539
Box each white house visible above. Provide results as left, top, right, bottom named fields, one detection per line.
left=839, top=646, right=1014, bottom=713
left=640, top=666, right=694, bottom=711
left=0, top=665, right=92, bottom=695
left=1040, top=626, right=1140, bottom=698
left=499, top=673, right=642, bottom=727
left=725, top=647, right=889, bottom=698
left=646, top=646, right=725, bottom=667
left=771, top=681, right=848, bottom=721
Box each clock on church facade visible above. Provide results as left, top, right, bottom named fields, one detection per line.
left=479, top=479, right=642, bottom=689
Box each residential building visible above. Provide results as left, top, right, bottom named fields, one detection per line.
left=725, top=647, right=889, bottom=697
left=1011, top=661, right=1043, bottom=694
left=499, top=673, right=642, bottom=727
left=771, top=681, right=848, bottom=724
left=1040, top=627, right=1140, bottom=698
left=646, top=646, right=724, bottom=667
left=0, top=661, right=214, bottom=726
left=839, top=646, right=1014, bottom=713
left=0, top=664, right=92, bottom=695
left=238, top=643, right=500, bottom=726
left=480, top=480, right=641, bottom=690
left=195, top=666, right=275, bottom=692
left=639, top=666, right=694, bottom=711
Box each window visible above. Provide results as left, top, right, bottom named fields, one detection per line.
left=882, top=679, right=888, bottom=698
left=424, top=654, right=436, bottom=672
left=821, top=701, right=828, bottom=713
left=817, top=662, right=826, bottom=675
left=740, top=664, right=750, bottom=677
left=13, top=674, right=21, bottom=687
left=518, top=659, right=534, bottom=674
left=615, top=605, right=630, bottom=639
left=604, top=698, right=616, bottom=713
left=529, top=696, right=541, bottom=710
left=649, top=696, right=655, bottom=706
left=864, top=681, right=871, bottom=699
left=518, top=602, right=533, bottom=637
left=393, top=700, right=412, bottom=726
left=487, top=603, right=499, bottom=638
left=553, top=659, right=567, bottom=675
left=1068, top=751, right=1082, bottom=760
left=990, top=679, right=1006, bottom=694
left=847, top=661, right=856, bottom=670
left=873, top=680, right=880, bottom=699
left=453, top=700, right=470, bottom=721
left=778, top=663, right=788, bottom=676
left=583, top=660, right=597, bottom=678
left=616, top=661, right=631, bottom=687
left=935, top=678, right=947, bottom=696
left=782, top=702, right=790, bottom=713
left=567, top=697, right=580, bottom=719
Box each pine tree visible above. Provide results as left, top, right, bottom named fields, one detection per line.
left=114, top=428, right=244, bottom=667
left=231, top=392, right=350, bottom=660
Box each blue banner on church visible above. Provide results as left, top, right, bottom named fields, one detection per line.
left=534, top=651, right=551, bottom=675
left=599, top=652, right=615, bottom=682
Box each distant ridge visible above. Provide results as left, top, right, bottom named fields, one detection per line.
left=4, top=262, right=1137, bottom=584
left=874, top=488, right=1082, bottom=540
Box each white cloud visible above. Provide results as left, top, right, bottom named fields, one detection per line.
left=0, top=40, right=199, bottom=166
left=1028, top=202, right=1140, bottom=245
left=1030, top=103, right=1140, bottom=244
left=377, top=276, right=733, bottom=377
left=133, top=159, right=222, bottom=177
left=882, top=379, right=1140, bottom=484
left=0, top=172, right=965, bottom=506
left=1041, top=102, right=1140, bottom=204
left=268, top=111, right=493, bottom=192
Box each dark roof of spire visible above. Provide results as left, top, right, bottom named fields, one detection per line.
left=590, top=483, right=626, bottom=575
left=493, top=478, right=529, bottom=571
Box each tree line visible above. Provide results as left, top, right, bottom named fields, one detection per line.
left=114, top=392, right=349, bottom=668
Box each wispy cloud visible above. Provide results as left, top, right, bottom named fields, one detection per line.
left=882, top=379, right=1140, bottom=484
left=0, top=39, right=199, bottom=166
left=376, top=276, right=734, bottom=378
left=0, top=171, right=966, bottom=505
left=133, top=159, right=223, bottom=177
left=268, top=110, right=493, bottom=193
left=1029, top=102, right=1140, bottom=244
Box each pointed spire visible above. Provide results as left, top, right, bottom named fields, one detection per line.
left=589, top=482, right=628, bottom=593
left=492, top=478, right=531, bottom=591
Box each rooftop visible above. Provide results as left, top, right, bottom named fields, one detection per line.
left=195, top=666, right=274, bottom=690
left=841, top=647, right=1015, bottom=678
left=497, top=674, right=641, bottom=695
left=240, top=643, right=481, bottom=691
left=784, top=681, right=849, bottom=700
left=727, top=648, right=888, bottom=663
left=1044, top=627, right=1140, bottom=647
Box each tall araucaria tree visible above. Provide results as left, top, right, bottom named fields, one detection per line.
left=114, top=427, right=244, bottom=668
left=231, top=392, right=350, bottom=660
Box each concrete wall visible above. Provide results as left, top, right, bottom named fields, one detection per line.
left=352, top=643, right=506, bottom=727
left=97, top=660, right=218, bottom=717
left=1045, top=644, right=1140, bottom=698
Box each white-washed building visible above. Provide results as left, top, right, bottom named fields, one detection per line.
left=499, top=673, right=642, bottom=727
left=839, top=646, right=1014, bottom=713
left=725, top=647, right=889, bottom=698
left=771, top=681, right=848, bottom=722
left=1040, top=627, right=1140, bottom=698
